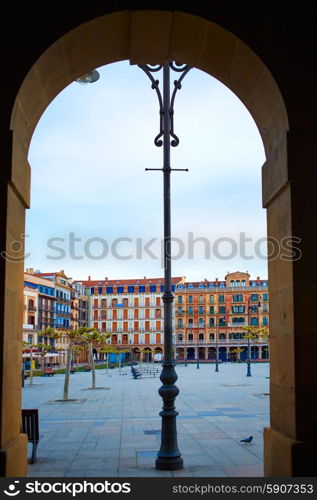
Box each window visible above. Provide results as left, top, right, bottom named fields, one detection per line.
left=139, top=286, right=145, bottom=293
left=219, top=305, right=226, bottom=314
left=251, top=293, right=258, bottom=301
left=220, top=333, right=226, bottom=339
left=219, top=317, right=226, bottom=326
left=198, top=318, right=204, bottom=325
left=178, top=296, right=182, bottom=303
left=188, top=295, right=193, bottom=303
left=232, top=317, right=244, bottom=324
left=219, top=294, right=224, bottom=303
left=233, top=294, right=243, bottom=302
left=241, top=280, right=246, bottom=287
left=98, top=287, right=102, bottom=294
left=209, top=306, right=214, bottom=314
left=199, top=306, right=204, bottom=314
left=263, top=317, right=269, bottom=326
left=263, top=304, right=268, bottom=313
left=230, top=280, right=234, bottom=287
left=232, top=305, right=245, bottom=313
left=117, top=286, right=123, bottom=293
left=178, top=306, right=183, bottom=313
left=178, top=319, right=183, bottom=327
left=188, top=306, right=193, bottom=314
left=251, top=317, right=259, bottom=326
left=128, top=286, right=134, bottom=293
left=209, top=333, right=214, bottom=340
left=178, top=333, right=183, bottom=341
left=107, top=286, right=113, bottom=293
left=263, top=293, right=268, bottom=301
left=235, top=280, right=240, bottom=287
left=150, top=285, right=156, bottom=292
left=209, top=295, right=214, bottom=303
left=199, top=295, right=204, bottom=304
left=160, top=285, right=165, bottom=292
left=209, top=318, right=214, bottom=327
left=199, top=333, right=204, bottom=341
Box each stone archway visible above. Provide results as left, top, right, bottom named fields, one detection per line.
left=2, top=9, right=313, bottom=477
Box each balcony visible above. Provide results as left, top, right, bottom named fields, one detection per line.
left=23, top=323, right=37, bottom=330
left=175, top=338, right=268, bottom=345
left=186, top=323, right=206, bottom=328
left=227, top=322, right=247, bottom=327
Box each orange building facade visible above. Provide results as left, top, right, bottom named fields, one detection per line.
left=174, top=272, right=269, bottom=362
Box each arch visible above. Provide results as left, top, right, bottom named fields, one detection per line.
left=3, top=8, right=310, bottom=478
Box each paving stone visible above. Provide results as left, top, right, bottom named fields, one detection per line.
left=23, top=363, right=269, bottom=477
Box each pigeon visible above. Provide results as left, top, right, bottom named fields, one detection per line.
left=240, top=436, right=253, bottom=444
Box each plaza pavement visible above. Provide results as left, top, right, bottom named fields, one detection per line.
left=22, top=362, right=270, bottom=477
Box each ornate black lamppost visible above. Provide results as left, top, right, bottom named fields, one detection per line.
left=246, top=296, right=252, bottom=377
left=139, top=62, right=191, bottom=471
left=246, top=295, right=262, bottom=377
left=196, top=332, right=200, bottom=369
left=76, top=61, right=191, bottom=471
left=215, top=313, right=219, bottom=372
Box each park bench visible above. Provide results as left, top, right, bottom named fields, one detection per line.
left=21, top=409, right=39, bottom=464
left=83, top=365, right=92, bottom=372
left=131, top=367, right=142, bottom=379
left=131, top=367, right=157, bottom=379
left=43, top=368, right=55, bottom=377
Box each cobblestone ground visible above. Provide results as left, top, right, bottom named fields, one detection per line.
left=22, top=362, right=270, bottom=477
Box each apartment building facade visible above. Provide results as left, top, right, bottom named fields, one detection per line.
left=81, top=276, right=185, bottom=361
left=174, top=271, right=269, bottom=362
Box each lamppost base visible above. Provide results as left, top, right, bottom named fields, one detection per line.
left=155, top=456, right=184, bottom=470
left=215, top=363, right=219, bottom=372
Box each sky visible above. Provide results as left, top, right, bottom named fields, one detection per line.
left=26, top=61, right=267, bottom=282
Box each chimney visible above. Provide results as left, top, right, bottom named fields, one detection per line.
left=144, top=276, right=146, bottom=279
left=88, top=275, right=91, bottom=281
left=105, top=277, right=108, bottom=280
left=257, top=276, right=260, bottom=280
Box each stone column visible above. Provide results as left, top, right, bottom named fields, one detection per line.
left=0, top=131, right=28, bottom=476
left=263, top=130, right=317, bottom=477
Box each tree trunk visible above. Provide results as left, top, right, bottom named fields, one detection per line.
left=90, top=344, right=96, bottom=389
left=63, top=342, right=73, bottom=401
